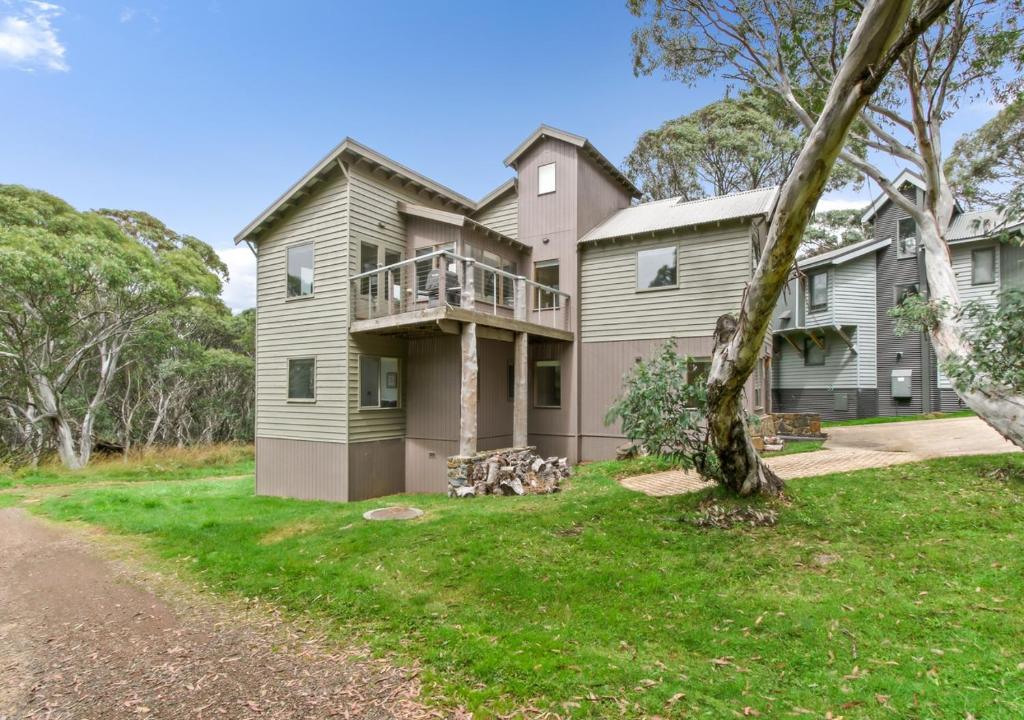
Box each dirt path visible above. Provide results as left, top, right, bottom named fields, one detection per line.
left=0, top=507, right=457, bottom=720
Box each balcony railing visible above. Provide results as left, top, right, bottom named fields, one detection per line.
left=350, top=249, right=571, bottom=332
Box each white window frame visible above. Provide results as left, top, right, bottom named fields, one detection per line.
left=359, top=355, right=401, bottom=410
left=286, top=243, right=315, bottom=299
left=533, top=360, right=561, bottom=409
left=287, top=357, right=316, bottom=402
left=635, top=245, right=679, bottom=291
left=538, top=162, right=556, bottom=195
left=971, top=247, right=996, bottom=286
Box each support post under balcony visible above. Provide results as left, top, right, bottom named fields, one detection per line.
left=460, top=320, right=478, bottom=457
left=513, top=331, right=528, bottom=448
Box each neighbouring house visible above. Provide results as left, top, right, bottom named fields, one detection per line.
left=236, top=125, right=774, bottom=501
left=772, top=170, right=1024, bottom=420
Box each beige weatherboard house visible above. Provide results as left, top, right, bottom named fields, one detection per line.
left=236, top=126, right=775, bottom=501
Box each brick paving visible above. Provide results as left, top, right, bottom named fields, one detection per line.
left=620, top=417, right=1019, bottom=497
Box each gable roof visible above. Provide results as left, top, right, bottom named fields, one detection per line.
left=397, top=201, right=530, bottom=253
left=235, top=138, right=476, bottom=244
left=474, top=177, right=516, bottom=213
left=799, top=235, right=890, bottom=270
left=860, top=169, right=965, bottom=225
left=579, top=186, right=777, bottom=244
left=503, top=124, right=641, bottom=199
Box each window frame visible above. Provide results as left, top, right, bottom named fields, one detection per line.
left=894, top=282, right=920, bottom=306
left=534, top=259, right=560, bottom=309
left=808, top=270, right=829, bottom=311
left=533, top=360, right=562, bottom=409
left=803, top=337, right=827, bottom=366
left=896, top=217, right=918, bottom=259
left=635, top=245, right=679, bottom=292
left=971, top=246, right=996, bottom=286
left=537, top=162, right=556, bottom=196
left=286, top=357, right=317, bottom=402
left=285, top=243, right=315, bottom=299
left=358, top=354, right=402, bottom=410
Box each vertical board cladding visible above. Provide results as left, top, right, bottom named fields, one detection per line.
left=406, top=215, right=460, bottom=252
left=256, top=437, right=348, bottom=501
left=472, top=186, right=519, bottom=239
left=528, top=340, right=578, bottom=462
left=254, top=169, right=349, bottom=443
left=576, top=152, right=632, bottom=238
left=579, top=223, right=752, bottom=342
left=348, top=438, right=405, bottom=500
left=772, top=388, right=875, bottom=421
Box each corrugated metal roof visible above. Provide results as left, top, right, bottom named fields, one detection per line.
left=579, top=186, right=777, bottom=243
left=799, top=236, right=890, bottom=269
left=946, top=208, right=1017, bottom=242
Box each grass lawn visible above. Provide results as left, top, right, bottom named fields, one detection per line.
left=0, top=444, right=253, bottom=490
left=822, top=409, right=975, bottom=427
left=763, top=439, right=825, bottom=456
left=30, top=453, right=1024, bottom=719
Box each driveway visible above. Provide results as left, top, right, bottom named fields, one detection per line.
left=621, top=416, right=1020, bottom=496
left=0, top=507, right=457, bottom=720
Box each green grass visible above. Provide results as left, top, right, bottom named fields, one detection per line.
left=29, top=453, right=1024, bottom=719
left=763, top=439, right=825, bottom=456
left=822, top=409, right=975, bottom=427
left=0, top=444, right=253, bottom=490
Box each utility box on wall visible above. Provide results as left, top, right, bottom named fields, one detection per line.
left=891, top=368, right=913, bottom=399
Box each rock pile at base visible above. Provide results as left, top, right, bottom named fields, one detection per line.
left=447, top=447, right=569, bottom=498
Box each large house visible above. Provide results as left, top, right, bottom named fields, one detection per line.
left=772, top=170, right=1024, bottom=420
left=236, top=125, right=774, bottom=501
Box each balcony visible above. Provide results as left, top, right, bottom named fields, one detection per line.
left=349, top=250, right=573, bottom=341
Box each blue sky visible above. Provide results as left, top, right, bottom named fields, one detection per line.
left=0, top=1, right=1001, bottom=310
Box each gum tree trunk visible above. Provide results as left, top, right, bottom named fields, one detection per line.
left=706, top=0, right=919, bottom=495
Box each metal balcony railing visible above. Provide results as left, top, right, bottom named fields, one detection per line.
left=349, top=249, right=571, bottom=332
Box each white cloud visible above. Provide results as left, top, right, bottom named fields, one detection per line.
left=0, top=1, right=68, bottom=72
left=218, top=245, right=257, bottom=313
left=815, top=196, right=867, bottom=214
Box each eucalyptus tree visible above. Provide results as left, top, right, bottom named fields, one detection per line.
left=630, top=0, right=956, bottom=494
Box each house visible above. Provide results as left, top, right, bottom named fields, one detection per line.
left=772, top=170, right=1024, bottom=420
left=236, top=125, right=774, bottom=501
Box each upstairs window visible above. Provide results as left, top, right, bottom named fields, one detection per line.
left=808, top=271, right=829, bottom=311
left=538, top=162, right=556, bottom=195
left=287, top=358, right=316, bottom=400
left=534, top=360, right=561, bottom=408
left=360, top=241, right=378, bottom=295
left=897, top=217, right=917, bottom=259
left=286, top=243, right=314, bottom=297
left=636, top=246, right=678, bottom=290
left=535, top=259, right=560, bottom=309
left=972, top=247, right=995, bottom=285
left=359, top=355, right=400, bottom=409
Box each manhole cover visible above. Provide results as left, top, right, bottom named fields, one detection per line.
left=363, top=506, right=424, bottom=521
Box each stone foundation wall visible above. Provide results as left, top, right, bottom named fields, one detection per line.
left=770, top=412, right=824, bottom=438
left=447, top=446, right=569, bottom=497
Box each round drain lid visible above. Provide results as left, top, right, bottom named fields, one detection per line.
left=363, top=506, right=424, bottom=521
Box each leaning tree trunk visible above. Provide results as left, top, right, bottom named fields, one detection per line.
left=706, top=0, right=922, bottom=495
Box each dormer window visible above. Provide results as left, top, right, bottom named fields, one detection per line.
left=538, top=162, right=556, bottom=195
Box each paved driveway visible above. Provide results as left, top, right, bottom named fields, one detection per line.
left=621, top=416, right=1020, bottom=497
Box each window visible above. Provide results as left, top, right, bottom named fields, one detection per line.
left=534, top=360, right=561, bottom=408
left=287, top=358, right=315, bottom=400
left=538, top=162, right=556, bottom=195
left=804, top=337, right=826, bottom=366
left=502, top=259, right=518, bottom=307
left=753, top=365, right=762, bottom=409
left=894, top=282, right=920, bottom=305
left=897, top=217, right=917, bottom=259
left=686, top=358, right=711, bottom=384
left=359, top=242, right=378, bottom=295
left=535, top=260, right=560, bottom=308
left=384, top=248, right=402, bottom=301
left=972, top=247, right=995, bottom=285
left=809, top=271, right=828, bottom=310
left=286, top=244, right=314, bottom=297
left=359, top=355, right=400, bottom=408
left=636, top=246, right=678, bottom=290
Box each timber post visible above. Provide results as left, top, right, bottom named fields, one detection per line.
left=513, top=331, right=528, bottom=448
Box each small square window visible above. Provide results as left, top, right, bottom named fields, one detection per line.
left=637, top=246, right=678, bottom=290
left=288, top=358, right=315, bottom=400
left=894, top=282, right=920, bottom=305
left=808, top=271, right=828, bottom=310
left=287, top=244, right=314, bottom=297
left=538, top=162, right=556, bottom=195
left=972, top=247, right=995, bottom=285
left=897, top=217, right=917, bottom=259
left=534, top=360, right=561, bottom=408
left=804, top=338, right=826, bottom=366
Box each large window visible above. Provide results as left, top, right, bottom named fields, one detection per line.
left=534, top=360, right=561, bottom=408
left=897, top=217, right=917, bottom=259
left=535, top=259, right=560, bottom=308
left=359, top=355, right=400, bottom=408
left=808, top=271, right=829, bottom=310
left=972, top=247, right=996, bottom=285
left=538, top=162, right=556, bottom=195
left=286, top=243, right=314, bottom=297
left=287, top=358, right=315, bottom=400
left=636, top=246, right=678, bottom=290
left=804, top=338, right=826, bottom=366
